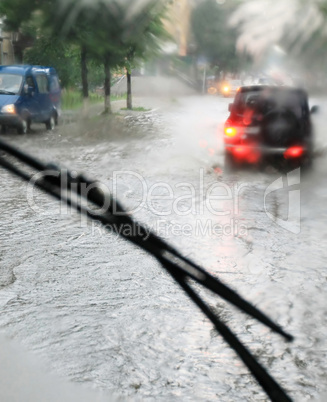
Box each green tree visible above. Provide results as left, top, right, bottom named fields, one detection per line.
left=0, top=0, right=38, bottom=31
left=49, top=1, right=99, bottom=108
left=0, top=0, right=103, bottom=106
left=23, top=36, right=80, bottom=88
left=231, top=0, right=327, bottom=63
left=0, top=0, right=169, bottom=113
left=122, top=4, right=169, bottom=109
left=56, top=0, right=168, bottom=112
left=191, top=0, right=242, bottom=75
left=0, top=0, right=82, bottom=90
left=230, top=0, right=327, bottom=87
left=52, top=1, right=130, bottom=113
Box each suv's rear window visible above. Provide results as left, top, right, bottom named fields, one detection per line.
left=233, top=88, right=307, bottom=118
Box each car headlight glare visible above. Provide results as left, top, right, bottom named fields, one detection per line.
left=1, top=104, right=16, bottom=114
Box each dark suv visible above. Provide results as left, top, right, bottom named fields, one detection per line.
left=224, top=85, right=317, bottom=168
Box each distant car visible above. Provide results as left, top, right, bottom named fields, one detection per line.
left=0, top=65, right=61, bottom=134
left=206, top=76, right=219, bottom=95
left=221, top=79, right=242, bottom=97
left=224, top=85, right=317, bottom=167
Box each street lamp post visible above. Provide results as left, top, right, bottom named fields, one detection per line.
left=0, top=19, right=3, bottom=65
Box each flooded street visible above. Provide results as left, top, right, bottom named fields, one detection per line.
left=1, top=94, right=327, bottom=401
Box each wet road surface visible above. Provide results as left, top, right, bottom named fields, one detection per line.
left=1, top=95, right=327, bottom=401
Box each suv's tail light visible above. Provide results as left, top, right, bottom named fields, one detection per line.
left=284, top=146, right=304, bottom=159
left=224, top=126, right=237, bottom=137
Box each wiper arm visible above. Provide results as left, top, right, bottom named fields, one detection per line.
left=0, top=137, right=293, bottom=402
left=0, top=89, right=16, bottom=95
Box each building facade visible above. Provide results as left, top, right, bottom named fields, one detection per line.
left=0, top=18, right=16, bottom=64
left=164, top=0, right=192, bottom=56
left=0, top=33, right=16, bottom=64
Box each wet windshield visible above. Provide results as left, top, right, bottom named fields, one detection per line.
left=0, top=1, right=327, bottom=402
left=0, top=73, right=23, bottom=95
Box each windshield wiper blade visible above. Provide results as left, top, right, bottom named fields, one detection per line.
left=0, top=137, right=294, bottom=402
left=0, top=89, right=16, bottom=95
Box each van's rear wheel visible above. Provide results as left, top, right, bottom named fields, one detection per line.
left=45, top=115, right=56, bottom=131
left=17, top=117, right=29, bottom=134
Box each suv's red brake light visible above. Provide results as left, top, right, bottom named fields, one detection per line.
left=284, top=146, right=304, bottom=159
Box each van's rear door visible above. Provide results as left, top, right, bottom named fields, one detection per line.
left=34, top=73, right=52, bottom=122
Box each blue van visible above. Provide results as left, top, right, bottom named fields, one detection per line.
left=0, top=65, right=61, bottom=134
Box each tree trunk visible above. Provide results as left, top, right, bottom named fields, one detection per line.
left=127, top=70, right=132, bottom=110
left=81, top=44, right=89, bottom=112
left=103, top=55, right=111, bottom=114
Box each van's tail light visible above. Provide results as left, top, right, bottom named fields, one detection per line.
left=284, top=146, right=304, bottom=159
left=224, top=126, right=237, bottom=137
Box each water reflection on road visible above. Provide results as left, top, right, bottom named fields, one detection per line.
left=0, top=95, right=327, bottom=401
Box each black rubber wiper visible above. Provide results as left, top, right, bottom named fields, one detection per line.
left=0, top=89, right=16, bottom=95
left=0, top=137, right=293, bottom=402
